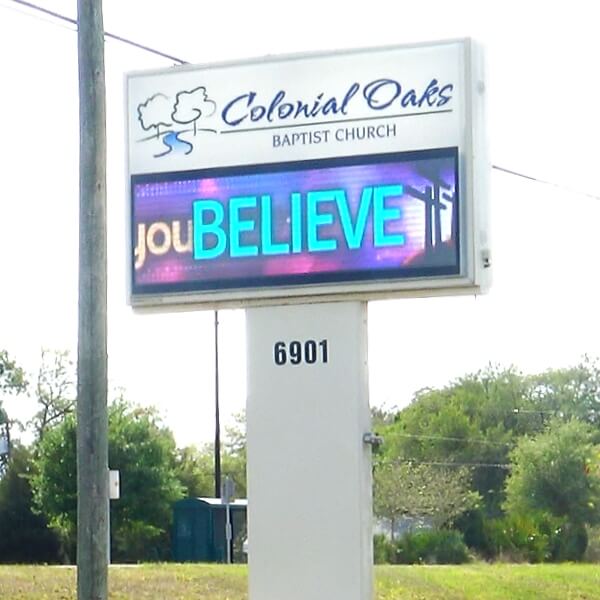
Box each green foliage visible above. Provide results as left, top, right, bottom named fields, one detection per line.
left=175, top=412, right=247, bottom=500
left=0, top=350, right=27, bottom=395
left=222, top=412, right=247, bottom=498
left=29, top=350, right=75, bottom=441
left=378, top=360, right=600, bottom=515
left=373, top=533, right=395, bottom=564
left=379, top=366, right=528, bottom=514
left=584, top=525, right=600, bottom=562
left=477, top=513, right=588, bottom=563
left=454, top=508, right=487, bottom=552
left=393, top=529, right=469, bottom=565
left=481, top=513, right=558, bottom=563
left=553, top=522, right=588, bottom=562
left=175, top=445, right=215, bottom=497
left=31, top=399, right=185, bottom=563
left=108, top=399, right=184, bottom=561
left=504, top=419, right=600, bottom=527
left=373, top=460, right=480, bottom=529
left=371, top=406, right=397, bottom=431
left=526, top=356, right=600, bottom=426
left=30, top=414, right=77, bottom=560
left=0, top=350, right=28, bottom=475
left=0, top=445, right=60, bottom=563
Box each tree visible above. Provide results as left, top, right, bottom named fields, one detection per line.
left=373, top=459, right=480, bottom=537
left=0, top=444, right=60, bottom=563
left=379, top=365, right=528, bottom=514
left=504, top=419, right=600, bottom=528
left=30, top=413, right=77, bottom=560
left=108, top=399, right=184, bottom=561
left=526, top=356, right=600, bottom=426
left=222, top=411, right=247, bottom=498
left=175, top=412, right=247, bottom=499
left=371, top=406, right=397, bottom=431
left=0, top=350, right=27, bottom=476
left=175, top=445, right=214, bottom=498
left=378, top=360, right=600, bottom=515
left=0, top=350, right=27, bottom=394
left=31, top=399, right=184, bottom=562
left=29, top=349, right=75, bottom=441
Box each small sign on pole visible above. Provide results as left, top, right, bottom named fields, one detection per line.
left=221, top=476, right=235, bottom=505
left=107, top=470, right=120, bottom=565
left=222, top=476, right=235, bottom=564
left=109, top=470, right=120, bottom=500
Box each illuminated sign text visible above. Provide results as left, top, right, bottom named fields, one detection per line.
left=131, top=148, right=459, bottom=295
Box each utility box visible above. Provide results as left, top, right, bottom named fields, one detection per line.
left=172, top=497, right=247, bottom=563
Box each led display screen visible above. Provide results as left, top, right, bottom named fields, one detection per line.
left=131, top=147, right=459, bottom=297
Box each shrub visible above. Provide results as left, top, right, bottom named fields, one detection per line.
left=551, top=522, right=588, bottom=562
left=481, top=513, right=569, bottom=563
left=393, top=529, right=469, bottom=565
left=455, top=508, right=487, bottom=553
left=373, top=533, right=394, bottom=564
left=584, top=526, right=600, bottom=562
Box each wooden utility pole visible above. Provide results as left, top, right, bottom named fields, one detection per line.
left=77, top=0, right=108, bottom=598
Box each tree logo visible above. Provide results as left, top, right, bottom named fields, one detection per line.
left=136, top=86, right=217, bottom=158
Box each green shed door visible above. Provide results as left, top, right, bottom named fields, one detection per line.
left=174, top=508, right=194, bottom=561
left=175, top=506, right=213, bottom=562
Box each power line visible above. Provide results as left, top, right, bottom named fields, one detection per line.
left=5, top=0, right=600, bottom=203
left=492, top=165, right=600, bottom=201
left=4, top=0, right=187, bottom=64
left=391, top=432, right=512, bottom=447
left=392, top=458, right=511, bottom=470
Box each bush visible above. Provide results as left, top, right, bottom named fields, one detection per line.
left=455, top=508, right=487, bottom=553
left=373, top=533, right=394, bottom=564
left=551, top=522, right=588, bottom=562
left=480, top=513, right=579, bottom=563
left=584, top=526, right=600, bottom=562
left=393, top=530, right=469, bottom=565
left=488, top=514, right=550, bottom=563
left=0, top=446, right=61, bottom=564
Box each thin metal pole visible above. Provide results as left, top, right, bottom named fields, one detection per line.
left=76, top=0, right=108, bottom=597
left=214, top=310, right=222, bottom=498
left=225, top=502, right=232, bottom=564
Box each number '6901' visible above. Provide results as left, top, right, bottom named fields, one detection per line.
left=273, top=339, right=329, bottom=366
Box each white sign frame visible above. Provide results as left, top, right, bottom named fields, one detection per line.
left=125, top=38, right=489, bottom=310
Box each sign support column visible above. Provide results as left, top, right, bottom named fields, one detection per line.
left=246, top=301, right=373, bottom=600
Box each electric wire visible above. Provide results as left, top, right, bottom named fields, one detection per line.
left=492, top=165, right=600, bottom=201
left=4, top=0, right=599, bottom=201
left=390, top=458, right=512, bottom=470
left=391, top=432, right=512, bottom=447
left=4, top=0, right=187, bottom=64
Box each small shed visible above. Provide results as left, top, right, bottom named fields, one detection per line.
left=172, top=497, right=248, bottom=563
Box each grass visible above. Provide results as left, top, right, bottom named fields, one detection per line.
left=0, top=563, right=599, bottom=599
left=376, top=564, right=600, bottom=600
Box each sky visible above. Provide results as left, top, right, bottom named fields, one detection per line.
left=0, top=0, right=599, bottom=448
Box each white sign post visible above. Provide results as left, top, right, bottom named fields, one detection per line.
left=246, top=302, right=372, bottom=600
